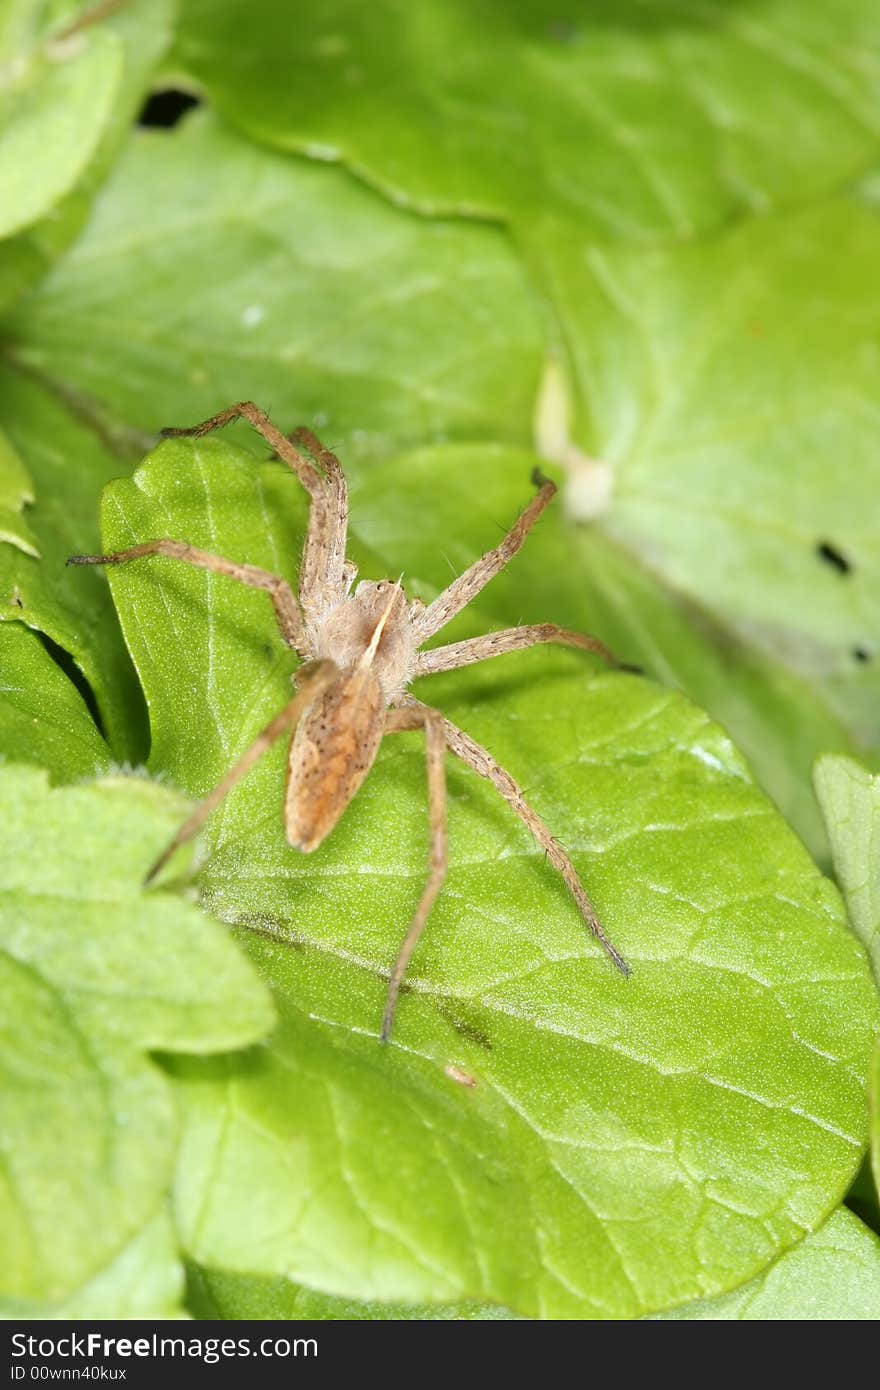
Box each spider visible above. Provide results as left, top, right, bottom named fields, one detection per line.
left=69, top=402, right=630, bottom=1039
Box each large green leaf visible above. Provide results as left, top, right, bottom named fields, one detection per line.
left=0, top=763, right=274, bottom=1312
left=4, top=112, right=544, bottom=460
left=97, top=438, right=877, bottom=1318
left=814, top=755, right=880, bottom=980
left=173, top=1, right=880, bottom=240
left=0, top=363, right=147, bottom=760
left=187, top=1206, right=880, bottom=1320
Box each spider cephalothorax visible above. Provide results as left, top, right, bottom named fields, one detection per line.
left=70, top=401, right=629, bottom=1039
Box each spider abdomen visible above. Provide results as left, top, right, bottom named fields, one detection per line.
left=284, top=665, right=385, bottom=853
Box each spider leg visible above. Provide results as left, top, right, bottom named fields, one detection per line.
left=288, top=425, right=349, bottom=607
left=381, top=703, right=448, bottom=1040
left=416, top=623, right=618, bottom=676
left=160, top=402, right=349, bottom=613
left=67, top=539, right=306, bottom=651
left=399, top=697, right=629, bottom=977
left=144, top=659, right=336, bottom=885
left=413, top=469, right=556, bottom=643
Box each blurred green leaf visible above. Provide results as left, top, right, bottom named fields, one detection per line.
left=813, top=755, right=880, bottom=1236
left=542, top=199, right=880, bottom=782
left=5, top=1212, right=186, bottom=1321
left=815, top=755, right=880, bottom=981
left=0, top=0, right=175, bottom=311
left=96, top=438, right=876, bottom=1318
left=0, top=421, right=37, bottom=554
left=0, top=764, right=274, bottom=1312
left=5, top=112, right=544, bottom=460
left=174, top=0, right=880, bottom=239
left=0, top=234, right=45, bottom=316
left=0, top=18, right=122, bottom=240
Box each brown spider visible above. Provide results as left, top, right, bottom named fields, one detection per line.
left=69, top=402, right=630, bottom=1039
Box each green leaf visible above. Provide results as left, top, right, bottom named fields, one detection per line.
left=0, top=233, right=46, bottom=316
left=0, top=622, right=110, bottom=780
left=813, top=755, right=880, bottom=1233
left=0, top=421, right=37, bottom=554
left=0, top=763, right=275, bottom=1310
left=187, top=1206, right=880, bottom=1320
left=655, top=1206, right=880, bottom=1320
left=4, top=111, right=544, bottom=460
left=542, top=195, right=880, bottom=767
left=0, top=18, right=122, bottom=241
left=867, top=1045, right=873, bottom=1206
left=98, top=438, right=877, bottom=1318
left=814, top=755, right=880, bottom=981
left=0, top=363, right=147, bottom=761
left=4, top=1212, right=186, bottom=1321
left=186, top=1264, right=517, bottom=1321
left=813, top=755, right=880, bottom=1236
left=173, top=1, right=880, bottom=240
left=0, top=1, right=175, bottom=313
left=0, top=0, right=37, bottom=62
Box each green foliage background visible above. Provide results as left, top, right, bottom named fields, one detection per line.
left=1, top=0, right=879, bottom=1319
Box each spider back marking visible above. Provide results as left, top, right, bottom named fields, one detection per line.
left=288, top=581, right=417, bottom=851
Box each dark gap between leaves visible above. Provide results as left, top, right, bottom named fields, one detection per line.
left=815, top=540, right=852, bottom=575
left=37, top=631, right=105, bottom=737
left=138, top=89, right=201, bottom=129
left=852, top=646, right=872, bottom=664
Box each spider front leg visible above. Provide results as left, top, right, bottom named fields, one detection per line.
left=415, top=623, right=619, bottom=676
left=382, top=703, right=448, bottom=1041
left=413, top=468, right=557, bottom=642
left=400, top=697, right=630, bottom=979
left=67, top=539, right=306, bottom=651
left=160, top=402, right=349, bottom=613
